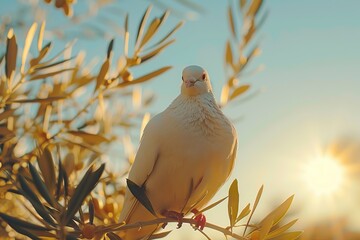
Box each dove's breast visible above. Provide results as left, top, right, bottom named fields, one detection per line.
left=146, top=108, right=237, bottom=214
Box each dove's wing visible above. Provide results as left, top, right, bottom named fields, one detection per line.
left=119, top=113, right=163, bottom=223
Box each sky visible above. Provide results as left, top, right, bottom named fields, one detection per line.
left=2, top=0, right=360, bottom=239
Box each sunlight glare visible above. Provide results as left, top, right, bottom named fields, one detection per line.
left=303, top=155, right=345, bottom=196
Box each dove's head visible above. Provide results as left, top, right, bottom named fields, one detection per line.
left=181, top=65, right=212, bottom=96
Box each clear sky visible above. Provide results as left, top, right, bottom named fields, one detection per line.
left=2, top=0, right=360, bottom=238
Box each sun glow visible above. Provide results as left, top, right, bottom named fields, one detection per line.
left=303, top=155, right=345, bottom=196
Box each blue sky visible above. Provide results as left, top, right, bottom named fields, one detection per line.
left=2, top=0, right=360, bottom=238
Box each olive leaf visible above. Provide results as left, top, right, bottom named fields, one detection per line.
left=126, top=178, right=156, bottom=216
left=64, top=163, right=105, bottom=224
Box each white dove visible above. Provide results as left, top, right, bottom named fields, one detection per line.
left=119, top=65, right=238, bottom=240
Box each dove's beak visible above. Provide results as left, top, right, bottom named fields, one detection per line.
left=183, top=76, right=197, bottom=88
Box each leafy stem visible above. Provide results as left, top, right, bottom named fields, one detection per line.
left=99, top=217, right=248, bottom=240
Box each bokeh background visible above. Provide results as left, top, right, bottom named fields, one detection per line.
left=1, top=0, right=360, bottom=239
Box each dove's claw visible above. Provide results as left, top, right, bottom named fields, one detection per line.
left=191, top=209, right=206, bottom=230
left=162, top=210, right=184, bottom=229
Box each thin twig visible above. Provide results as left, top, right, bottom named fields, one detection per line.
left=98, top=217, right=248, bottom=240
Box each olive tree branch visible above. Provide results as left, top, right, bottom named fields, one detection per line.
left=98, top=217, right=248, bottom=240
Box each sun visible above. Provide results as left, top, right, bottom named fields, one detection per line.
left=302, top=155, right=345, bottom=196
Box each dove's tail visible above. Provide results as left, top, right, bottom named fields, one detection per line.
left=119, top=194, right=160, bottom=240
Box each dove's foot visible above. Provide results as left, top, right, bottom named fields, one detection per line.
left=191, top=209, right=206, bottom=230
left=162, top=210, right=184, bottom=229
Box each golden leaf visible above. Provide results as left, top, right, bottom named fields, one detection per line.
left=140, top=39, right=175, bottom=63
left=228, top=6, right=237, bottom=38
left=33, top=57, right=73, bottom=70
left=228, top=179, right=239, bottom=228
left=118, top=66, right=172, bottom=88
left=67, top=131, right=110, bottom=145
left=30, top=68, right=75, bottom=80
left=198, top=196, right=228, bottom=216
left=270, top=231, right=303, bottom=240
left=267, top=219, right=298, bottom=239
left=240, top=0, right=247, bottom=9
left=236, top=203, right=251, bottom=222
left=42, top=105, right=52, bottom=132
left=229, top=85, right=250, bottom=101
left=225, top=40, right=234, bottom=67
left=132, top=87, right=142, bottom=109
left=38, top=146, right=56, bottom=193
left=21, top=23, right=38, bottom=74
left=243, top=21, right=255, bottom=48
left=135, top=5, right=152, bottom=51
left=259, top=218, right=273, bottom=240
left=247, top=0, right=263, bottom=17
left=8, top=96, right=65, bottom=104
left=260, top=195, right=294, bottom=226
left=124, top=14, right=129, bottom=56
left=5, top=28, right=18, bottom=79
left=139, top=18, right=161, bottom=50
left=38, top=21, right=46, bottom=51
left=30, top=42, right=52, bottom=68
left=0, top=109, right=16, bottom=121
left=244, top=185, right=263, bottom=235
left=147, top=21, right=183, bottom=50
left=95, top=59, right=109, bottom=91
left=0, top=127, right=15, bottom=144
left=220, top=85, right=229, bottom=106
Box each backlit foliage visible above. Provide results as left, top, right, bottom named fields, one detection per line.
left=0, top=0, right=301, bottom=239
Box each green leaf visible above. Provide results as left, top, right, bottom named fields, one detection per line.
left=55, top=159, right=65, bottom=199
left=64, top=164, right=105, bottom=224
left=18, top=175, right=55, bottom=225
left=126, top=179, right=156, bottom=216
left=89, top=199, right=94, bottom=224
left=228, top=179, right=239, bottom=228
left=4, top=223, right=40, bottom=240
left=28, top=163, right=54, bottom=207
left=107, top=38, right=114, bottom=59
left=0, top=212, right=49, bottom=231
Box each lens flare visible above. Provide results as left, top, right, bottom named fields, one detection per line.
left=303, top=155, right=345, bottom=196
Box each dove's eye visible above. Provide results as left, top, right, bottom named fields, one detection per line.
left=182, top=76, right=184, bottom=81
left=202, top=73, right=206, bottom=80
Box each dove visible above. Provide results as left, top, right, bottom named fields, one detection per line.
left=119, top=65, right=238, bottom=240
